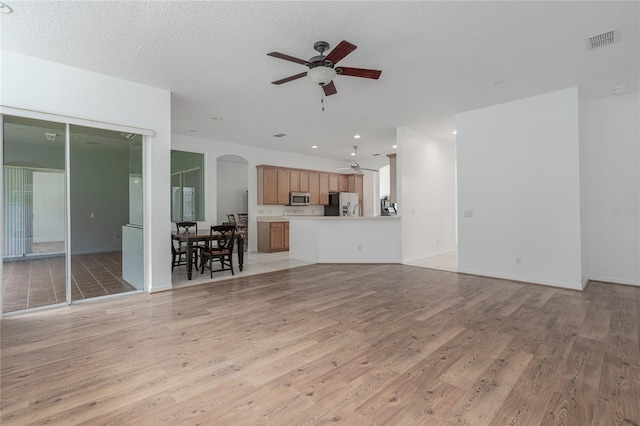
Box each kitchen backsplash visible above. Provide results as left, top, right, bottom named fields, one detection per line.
left=256, top=205, right=322, bottom=216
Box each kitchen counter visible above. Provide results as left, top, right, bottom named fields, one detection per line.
left=288, top=215, right=402, bottom=264
left=256, top=216, right=290, bottom=223
left=287, top=215, right=401, bottom=220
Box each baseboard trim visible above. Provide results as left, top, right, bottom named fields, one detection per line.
left=457, top=268, right=583, bottom=291
left=587, top=275, right=640, bottom=287
left=403, top=248, right=457, bottom=264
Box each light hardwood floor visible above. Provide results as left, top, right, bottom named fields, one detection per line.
left=1, top=264, right=638, bottom=425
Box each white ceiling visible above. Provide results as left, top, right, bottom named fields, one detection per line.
left=1, top=1, right=638, bottom=164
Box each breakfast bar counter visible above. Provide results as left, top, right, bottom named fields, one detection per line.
left=287, top=216, right=402, bottom=264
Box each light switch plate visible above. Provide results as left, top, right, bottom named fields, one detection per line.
left=464, top=209, right=473, bottom=217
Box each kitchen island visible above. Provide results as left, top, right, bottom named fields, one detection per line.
left=287, top=216, right=402, bottom=264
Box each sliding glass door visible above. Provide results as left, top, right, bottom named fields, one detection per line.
left=2, top=115, right=144, bottom=314
left=2, top=116, right=67, bottom=312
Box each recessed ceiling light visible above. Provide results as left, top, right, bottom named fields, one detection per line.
left=354, top=134, right=361, bottom=139
left=452, top=131, right=457, bottom=135
left=311, top=145, right=318, bottom=149
left=0, top=2, right=13, bottom=14
left=392, top=145, right=398, bottom=148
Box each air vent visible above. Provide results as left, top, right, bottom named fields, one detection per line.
left=44, top=132, right=57, bottom=141
left=120, top=132, right=136, bottom=140
left=272, top=133, right=286, bottom=138
left=587, top=29, right=619, bottom=49
left=372, top=153, right=380, bottom=157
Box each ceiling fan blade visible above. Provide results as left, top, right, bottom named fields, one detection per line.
left=325, top=40, right=357, bottom=65
left=323, top=81, right=337, bottom=96
left=337, top=67, right=382, bottom=79
left=271, top=72, right=307, bottom=85
left=267, top=52, right=308, bottom=65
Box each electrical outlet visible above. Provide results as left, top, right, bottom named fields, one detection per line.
left=436, top=239, right=439, bottom=245
left=357, top=245, right=362, bottom=252
left=515, top=257, right=522, bottom=265
left=464, top=209, right=473, bottom=217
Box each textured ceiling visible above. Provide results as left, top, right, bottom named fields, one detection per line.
left=1, top=1, right=638, bottom=164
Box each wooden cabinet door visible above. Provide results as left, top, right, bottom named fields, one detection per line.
left=259, top=167, right=277, bottom=205
left=284, top=222, right=289, bottom=249
left=339, top=174, right=349, bottom=192
left=328, top=174, right=339, bottom=192
left=290, top=170, right=299, bottom=192
left=319, top=173, right=329, bottom=205
left=269, top=222, right=285, bottom=250
left=299, top=171, right=309, bottom=192
left=277, top=169, right=290, bottom=205
left=308, top=172, right=320, bottom=205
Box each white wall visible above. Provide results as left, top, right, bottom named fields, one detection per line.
left=397, top=127, right=457, bottom=263
left=171, top=134, right=347, bottom=251
left=216, top=157, right=248, bottom=225
left=1, top=51, right=172, bottom=292
left=456, top=87, right=583, bottom=290
left=580, top=90, right=640, bottom=286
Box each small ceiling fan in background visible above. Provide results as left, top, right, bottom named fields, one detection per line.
left=268, top=40, right=382, bottom=96
left=337, top=146, right=377, bottom=174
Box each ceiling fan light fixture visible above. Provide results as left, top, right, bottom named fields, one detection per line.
left=307, top=66, right=336, bottom=86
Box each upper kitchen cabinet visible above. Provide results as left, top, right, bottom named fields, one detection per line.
left=299, top=171, right=309, bottom=192
left=308, top=172, right=320, bottom=205
left=277, top=169, right=290, bottom=205
left=329, top=174, right=339, bottom=192
left=339, top=174, right=349, bottom=192
left=290, top=170, right=299, bottom=192
left=319, top=173, right=330, bottom=205
left=257, top=166, right=278, bottom=205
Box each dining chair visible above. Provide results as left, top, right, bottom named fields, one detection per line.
left=226, top=214, right=237, bottom=224
left=175, top=221, right=205, bottom=268
left=200, top=225, right=236, bottom=278
left=171, top=239, right=197, bottom=271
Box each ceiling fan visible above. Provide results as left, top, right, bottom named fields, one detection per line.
left=267, top=40, right=382, bottom=96
left=337, top=146, right=377, bottom=174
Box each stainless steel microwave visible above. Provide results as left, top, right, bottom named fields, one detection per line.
left=289, top=192, right=310, bottom=206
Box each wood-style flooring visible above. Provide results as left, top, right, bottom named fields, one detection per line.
left=1, top=264, right=639, bottom=425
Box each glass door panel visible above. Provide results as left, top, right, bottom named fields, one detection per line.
left=69, top=125, right=143, bottom=300
left=2, top=116, right=67, bottom=313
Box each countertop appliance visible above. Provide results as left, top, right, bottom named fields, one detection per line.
left=289, top=192, right=310, bottom=206
left=324, top=192, right=359, bottom=216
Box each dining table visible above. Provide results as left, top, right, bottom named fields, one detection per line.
left=172, top=231, right=244, bottom=280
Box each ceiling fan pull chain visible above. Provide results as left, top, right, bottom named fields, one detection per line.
left=321, top=88, right=325, bottom=112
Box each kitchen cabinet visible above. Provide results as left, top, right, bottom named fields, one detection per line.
left=348, top=174, right=364, bottom=215
left=339, top=174, right=349, bottom=192
left=329, top=174, right=339, bottom=192
left=299, top=171, right=309, bottom=192
left=257, top=166, right=277, bottom=205
left=319, top=173, right=330, bottom=205
left=257, top=165, right=353, bottom=206
left=277, top=169, right=290, bottom=205
left=257, top=221, right=289, bottom=252
left=290, top=170, right=299, bottom=192
left=308, top=172, right=320, bottom=205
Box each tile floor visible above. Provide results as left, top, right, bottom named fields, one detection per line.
left=406, top=249, right=459, bottom=273
left=172, top=251, right=313, bottom=288
left=2, top=252, right=136, bottom=313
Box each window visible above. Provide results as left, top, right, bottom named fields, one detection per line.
left=171, top=150, right=204, bottom=221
